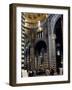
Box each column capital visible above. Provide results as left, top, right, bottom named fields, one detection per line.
left=51, top=34, right=56, bottom=39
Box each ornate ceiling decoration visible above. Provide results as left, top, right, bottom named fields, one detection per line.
left=21, top=13, right=48, bottom=29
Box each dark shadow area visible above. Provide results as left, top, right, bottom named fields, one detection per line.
left=54, top=15, right=63, bottom=74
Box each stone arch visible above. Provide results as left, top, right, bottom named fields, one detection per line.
left=50, top=15, right=62, bottom=34
left=54, top=16, right=63, bottom=74
left=34, top=40, right=47, bottom=55
left=47, top=14, right=63, bottom=74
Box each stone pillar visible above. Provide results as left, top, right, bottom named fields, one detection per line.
left=35, top=57, right=37, bottom=70
left=21, top=13, right=26, bottom=76
left=59, top=68, right=63, bottom=75
left=44, top=53, right=48, bottom=69
left=38, top=56, right=40, bottom=70
left=30, top=47, right=35, bottom=70
left=51, top=34, right=57, bottom=73
left=48, top=33, right=57, bottom=74
left=26, top=55, right=30, bottom=70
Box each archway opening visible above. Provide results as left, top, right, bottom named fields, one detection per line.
left=34, top=40, right=47, bottom=55
left=54, top=16, right=63, bottom=74
left=34, top=40, right=47, bottom=70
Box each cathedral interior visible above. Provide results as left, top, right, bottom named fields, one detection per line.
left=21, top=13, right=63, bottom=77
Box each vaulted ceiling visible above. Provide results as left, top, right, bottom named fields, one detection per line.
left=21, top=13, right=48, bottom=28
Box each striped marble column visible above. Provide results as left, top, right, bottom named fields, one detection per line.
left=21, top=13, right=26, bottom=76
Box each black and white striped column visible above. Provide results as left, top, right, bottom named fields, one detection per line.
left=21, top=13, right=26, bottom=72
